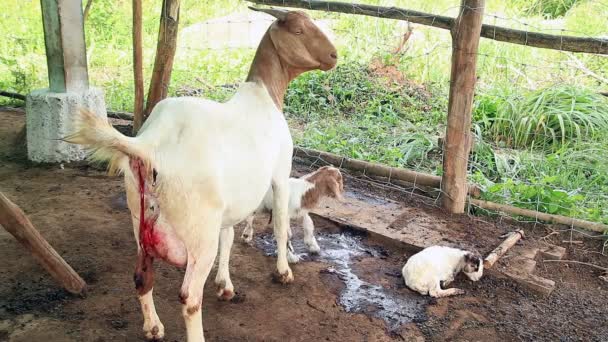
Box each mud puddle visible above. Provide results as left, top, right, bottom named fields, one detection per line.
left=253, top=230, right=428, bottom=331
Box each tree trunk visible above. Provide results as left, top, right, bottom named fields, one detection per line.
left=132, top=0, right=144, bottom=133
left=143, top=0, right=181, bottom=120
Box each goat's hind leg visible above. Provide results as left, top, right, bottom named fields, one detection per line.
left=179, top=209, right=222, bottom=342
left=215, top=226, right=235, bottom=300
left=241, top=215, right=255, bottom=244
left=429, top=282, right=465, bottom=298
left=302, top=213, right=321, bottom=254
left=134, top=250, right=164, bottom=341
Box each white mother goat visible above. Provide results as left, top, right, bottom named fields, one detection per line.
left=66, top=7, right=337, bottom=342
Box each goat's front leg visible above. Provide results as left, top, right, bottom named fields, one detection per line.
left=429, top=282, right=465, bottom=298
left=302, top=212, right=321, bottom=254
left=134, top=250, right=164, bottom=341
left=241, top=215, right=255, bottom=244
left=272, top=179, right=294, bottom=283
left=215, top=226, right=235, bottom=300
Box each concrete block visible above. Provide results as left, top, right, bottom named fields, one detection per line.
left=26, top=87, right=106, bottom=163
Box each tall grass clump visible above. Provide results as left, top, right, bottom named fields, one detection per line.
left=480, top=86, right=608, bottom=149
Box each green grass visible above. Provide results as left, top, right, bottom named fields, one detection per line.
left=476, top=86, right=608, bottom=149
left=1, top=0, right=608, bottom=224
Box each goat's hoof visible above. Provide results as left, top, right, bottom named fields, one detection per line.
left=455, top=289, right=466, bottom=295
left=272, top=268, right=294, bottom=284
left=216, top=286, right=235, bottom=301
left=143, top=323, right=165, bottom=341
left=287, top=251, right=301, bottom=264
left=215, top=279, right=235, bottom=301
left=307, top=243, right=321, bottom=255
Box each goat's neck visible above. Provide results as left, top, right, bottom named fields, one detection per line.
left=246, top=34, right=301, bottom=111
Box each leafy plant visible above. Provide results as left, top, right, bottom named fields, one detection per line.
left=481, top=86, right=608, bottom=149
left=483, top=177, right=585, bottom=216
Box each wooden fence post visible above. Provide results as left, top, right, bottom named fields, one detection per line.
left=441, top=0, right=484, bottom=213
left=143, top=0, right=181, bottom=121
left=132, top=0, right=144, bottom=134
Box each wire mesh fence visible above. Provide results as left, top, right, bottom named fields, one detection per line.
left=1, top=0, right=607, bottom=250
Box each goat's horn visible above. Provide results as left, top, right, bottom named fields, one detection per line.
left=248, top=6, right=289, bottom=20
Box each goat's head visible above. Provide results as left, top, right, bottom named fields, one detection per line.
left=462, top=251, right=484, bottom=281
left=308, top=166, right=344, bottom=201
left=250, top=7, right=338, bottom=72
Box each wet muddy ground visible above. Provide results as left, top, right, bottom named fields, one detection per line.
left=1, top=109, right=608, bottom=342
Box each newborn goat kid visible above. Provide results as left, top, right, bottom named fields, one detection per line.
left=241, top=166, right=343, bottom=255
left=402, top=245, right=483, bottom=298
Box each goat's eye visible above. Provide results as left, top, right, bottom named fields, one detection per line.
left=294, top=29, right=303, bottom=35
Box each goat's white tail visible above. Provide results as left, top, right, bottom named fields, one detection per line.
left=64, top=109, right=151, bottom=175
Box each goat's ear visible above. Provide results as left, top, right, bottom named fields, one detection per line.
left=248, top=6, right=289, bottom=21
left=464, top=252, right=481, bottom=265
left=328, top=178, right=344, bottom=201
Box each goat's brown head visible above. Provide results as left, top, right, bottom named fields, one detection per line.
left=308, top=166, right=344, bottom=201
left=250, top=7, right=338, bottom=72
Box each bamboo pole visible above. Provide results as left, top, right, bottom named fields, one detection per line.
left=470, top=199, right=608, bottom=233
left=484, top=229, right=524, bottom=268
left=83, top=0, right=93, bottom=21
left=248, top=0, right=608, bottom=55
left=441, top=0, right=484, bottom=213
left=0, top=192, right=86, bottom=295
left=143, top=0, right=181, bottom=119
left=294, top=147, right=481, bottom=196
left=132, top=0, right=144, bottom=133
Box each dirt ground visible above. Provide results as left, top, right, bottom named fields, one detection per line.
left=1, top=108, right=607, bottom=342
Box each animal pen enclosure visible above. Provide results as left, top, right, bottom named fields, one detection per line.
left=1, top=0, right=608, bottom=340
left=126, top=0, right=608, bottom=240
left=2, top=0, right=607, bottom=237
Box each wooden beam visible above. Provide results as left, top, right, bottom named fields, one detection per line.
left=0, top=191, right=86, bottom=295
left=143, top=0, right=181, bottom=120
left=441, top=0, right=484, bottom=213
left=83, top=0, right=93, bottom=21
left=470, top=198, right=608, bottom=233
left=0, top=91, right=26, bottom=101
left=132, top=0, right=145, bottom=134
left=484, top=229, right=524, bottom=268
left=248, top=0, right=608, bottom=55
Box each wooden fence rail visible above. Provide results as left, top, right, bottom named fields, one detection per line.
left=248, top=0, right=608, bottom=55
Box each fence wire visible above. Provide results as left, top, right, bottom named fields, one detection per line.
left=1, top=0, right=607, bottom=253
left=180, top=0, right=607, bottom=253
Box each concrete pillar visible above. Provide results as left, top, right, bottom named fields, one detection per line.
left=26, top=0, right=107, bottom=163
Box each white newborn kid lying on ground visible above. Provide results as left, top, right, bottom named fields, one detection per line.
left=402, top=245, right=484, bottom=298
